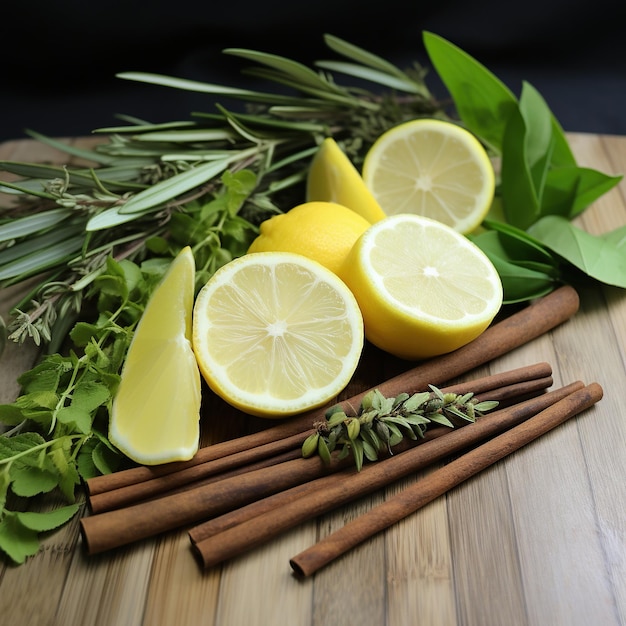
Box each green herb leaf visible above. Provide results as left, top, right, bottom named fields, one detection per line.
left=0, top=512, right=41, bottom=563
left=542, top=165, right=623, bottom=219
left=16, top=504, right=81, bottom=532
left=528, top=215, right=626, bottom=288
left=471, top=230, right=557, bottom=303
left=0, top=208, right=73, bottom=243
left=422, top=31, right=517, bottom=152
left=10, top=465, right=59, bottom=498
left=0, top=504, right=80, bottom=564
left=118, top=159, right=233, bottom=216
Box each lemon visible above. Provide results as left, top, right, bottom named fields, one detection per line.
left=306, top=137, right=387, bottom=223
left=192, top=252, right=364, bottom=418
left=339, top=214, right=503, bottom=360
left=109, top=246, right=202, bottom=465
left=247, top=201, right=371, bottom=276
left=362, top=119, right=495, bottom=234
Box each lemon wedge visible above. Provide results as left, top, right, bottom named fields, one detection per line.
left=192, top=252, right=364, bottom=418
left=362, top=119, right=495, bottom=234
left=306, top=137, right=387, bottom=223
left=109, top=246, right=201, bottom=465
left=339, top=214, right=503, bottom=360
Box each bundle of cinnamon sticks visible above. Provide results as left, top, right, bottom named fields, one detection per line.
left=79, top=286, right=604, bottom=575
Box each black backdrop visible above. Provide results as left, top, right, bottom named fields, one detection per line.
left=2, top=1, right=625, bottom=141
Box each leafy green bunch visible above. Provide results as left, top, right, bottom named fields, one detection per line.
left=0, top=257, right=136, bottom=563
left=0, top=169, right=259, bottom=563
left=0, top=30, right=624, bottom=564
left=422, top=34, right=626, bottom=302
left=302, top=386, right=498, bottom=471
left=1, top=32, right=624, bottom=346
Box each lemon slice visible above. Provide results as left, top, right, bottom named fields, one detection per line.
left=339, top=214, right=503, bottom=360
left=192, top=252, right=364, bottom=418
left=362, top=119, right=495, bottom=234
left=306, top=137, right=387, bottom=223
left=109, top=246, right=201, bottom=465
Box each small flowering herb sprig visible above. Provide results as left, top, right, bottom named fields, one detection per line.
left=302, top=386, right=499, bottom=471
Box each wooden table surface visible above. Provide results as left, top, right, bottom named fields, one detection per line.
left=1, top=133, right=625, bottom=626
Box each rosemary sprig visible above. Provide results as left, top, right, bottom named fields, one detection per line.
left=0, top=35, right=440, bottom=347
left=302, top=386, right=499, bottom=471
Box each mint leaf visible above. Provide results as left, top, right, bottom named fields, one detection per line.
left=69, top=321, right=101, bottom=347
left=0, top=432, right=46, bottom=461
left=92, top=440, right=124, bottom=475
left=17, top=354, right=71, bottom=392
left=49, top=442, right=80, bottom=502
left=0, top=404, right=26, bottom=426
left=0, top=469, right=9, bottom=512
left=10, top=465, right=58, bottom=497
left=0, top=505, right=80, bottom=564
left=0, top=512, right=40, bottom=563
left=16, top=504, right=80, bottom=532
left=55, top=405, right=92, bottom=434
left=15, top=390, right=58, bottom=411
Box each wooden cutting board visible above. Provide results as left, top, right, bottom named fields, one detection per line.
left=1, top=133, right=625, bottom=626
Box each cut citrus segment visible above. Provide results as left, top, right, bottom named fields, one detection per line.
left=362, top=119, right=495, bottom=234
left=109, top=246, right=201, bottom=465
left=192, top=252, right=364, bottom=418
left=247, top=201, right=370, bottom=276
left=306, top=137, right=387, bottom=223
left=339, top=214, right=503, bottom=360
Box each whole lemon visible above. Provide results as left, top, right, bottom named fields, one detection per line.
left=247, top=201, right=371, bottom=276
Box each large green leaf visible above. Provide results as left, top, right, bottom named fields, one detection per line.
left=543, top=166, right=623, bottom=219
left=422, top=31, right=518, bottom=152
left=528, top=215, right=626, bottom=288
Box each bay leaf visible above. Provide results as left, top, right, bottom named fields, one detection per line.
left=528, top=215, right=626, bottom=288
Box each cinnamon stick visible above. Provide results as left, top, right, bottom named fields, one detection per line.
left=289, top=382, right=603, bottom=577
left=188, top=381, right=583, bottom=566
left=77, top=376, right=566, bottom=556
left=87, top=363, right=552, bottom=514
left=85, top=285, right=578, bottom=498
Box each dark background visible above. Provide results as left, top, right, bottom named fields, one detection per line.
left=2, top=1, right=626, bottom=142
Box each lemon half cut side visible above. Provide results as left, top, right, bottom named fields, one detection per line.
left=339, top=214, right=503, bottom=360
left=109, top=246, right=202, bottom=465
left=192, top=252, right=364, bottom=418
left=362, top=119, right=495, bottom=234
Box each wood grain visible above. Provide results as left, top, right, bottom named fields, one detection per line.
left=1, top=133, right=625, bottom=626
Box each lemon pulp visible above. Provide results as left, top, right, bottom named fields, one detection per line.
left=193, top=252, right=364, bottom=417
left=339, top=214, right=503, bottom=359
left=109, top=246, right=201, bottom=465
left=362, top=119, right=495, bottom=234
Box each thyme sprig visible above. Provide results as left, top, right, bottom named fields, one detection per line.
left=302, top=386, right=499, bottom=471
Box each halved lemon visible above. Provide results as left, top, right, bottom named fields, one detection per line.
left=339, top=214, right=503, bottom=360
left=306, top=137, right=387, bottom=223
left=109, top=246, right=202, bottom=465
left=362, top=119, right=495, bottom=234
left=192, top=252, right=364, bottom=418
